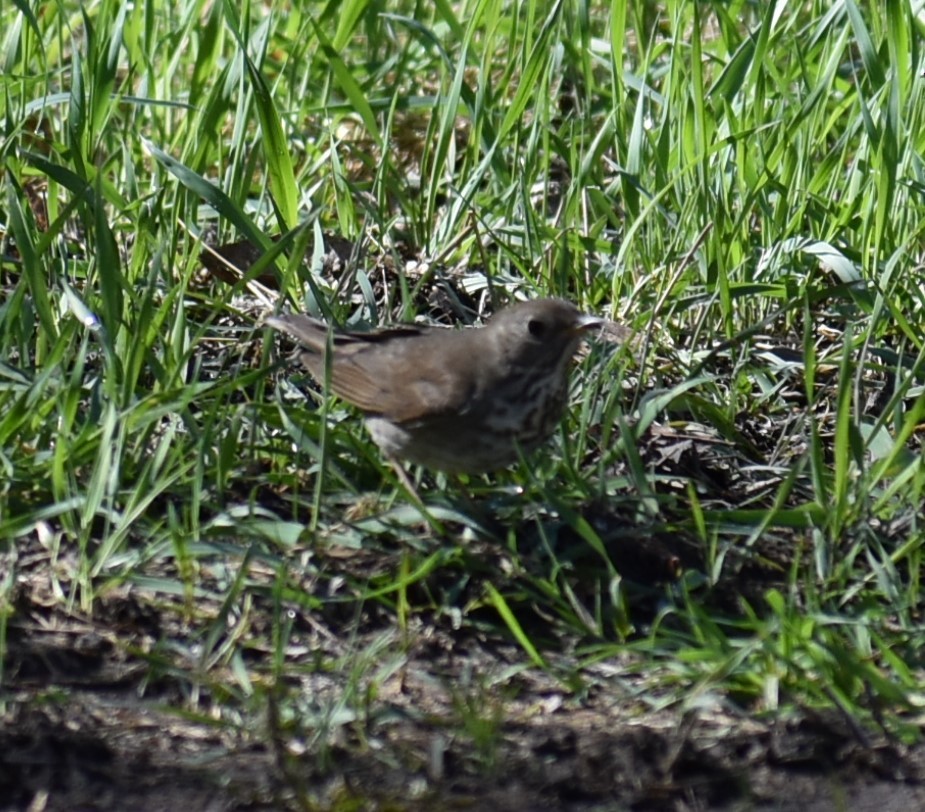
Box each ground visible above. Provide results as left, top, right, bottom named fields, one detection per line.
left=4, top=529, right=924, bottom=812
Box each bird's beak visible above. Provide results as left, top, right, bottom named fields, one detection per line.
left=573, top=313, right=605, bottom=334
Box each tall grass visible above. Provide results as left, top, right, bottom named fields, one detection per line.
left=1, top=0, right=923, bottom=780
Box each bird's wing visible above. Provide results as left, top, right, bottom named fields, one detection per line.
left=327, top=331, right=479, bottom=423
left=269, top=314, right=478, bottom=423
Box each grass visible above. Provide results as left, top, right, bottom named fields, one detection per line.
left=2, top=0, right=925, bottom=807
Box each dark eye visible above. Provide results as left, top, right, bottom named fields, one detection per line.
left=527, top=319, right=546, bottom=338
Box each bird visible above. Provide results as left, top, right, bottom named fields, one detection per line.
left=266, top=298, right=603, bottom=475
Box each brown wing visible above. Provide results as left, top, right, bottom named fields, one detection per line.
left=267, top=314, right=481, bottom=423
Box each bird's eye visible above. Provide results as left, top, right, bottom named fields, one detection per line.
left=527, top=318, right=546, bottom=338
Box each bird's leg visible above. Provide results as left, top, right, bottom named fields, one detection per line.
left=386, top=455, right=447, bottom=536
left=448, top=474, right=505, bottom=542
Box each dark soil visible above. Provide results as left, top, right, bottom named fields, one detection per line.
left=3, top=536, right=924, bottom=812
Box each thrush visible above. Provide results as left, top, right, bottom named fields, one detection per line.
left=266, top=298, right=603, bottom=474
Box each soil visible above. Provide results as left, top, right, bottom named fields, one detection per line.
left=3, top=531, right=924, bottom=812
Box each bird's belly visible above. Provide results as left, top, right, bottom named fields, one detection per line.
left=364, top=378, right=567, bottom=475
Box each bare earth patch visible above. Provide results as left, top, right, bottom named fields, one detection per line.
left=4, top=545, right=924, bottom=812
